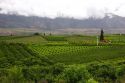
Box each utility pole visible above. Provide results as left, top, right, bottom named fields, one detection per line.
left=119, top=33, right=121, bottom=42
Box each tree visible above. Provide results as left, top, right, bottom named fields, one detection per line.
left=43, top=33, right=46, bottom=36
left=87, top=63, right=117, bottom=82
left=8, top=66, right=24, bottom=83
left=100, top=29, right=104, bottom=41
left=49, top=33, right=52, bottom=36
left=34, top=32, right=40, bottom=36
left=63, top=66, right=90, bottom=83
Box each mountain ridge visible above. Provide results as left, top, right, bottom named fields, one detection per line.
left=0, top=13, right=125, bottom=31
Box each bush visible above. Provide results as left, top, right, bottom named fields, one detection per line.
left=7, top=66, right=24, bottom=83
left=87, top=63, right=117, bottom=83
left=87, top=78, right=98, bottom=83
left=116, top=65, right=125, bottom=77
left=51, top=63, right=65, bottom=76
left=63, top=66, right=90, bottom=83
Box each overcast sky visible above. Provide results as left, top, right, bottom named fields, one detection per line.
left=0, top=0, right=125, bottom=18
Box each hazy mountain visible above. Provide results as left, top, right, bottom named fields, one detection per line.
left=0, top=13, right=125, bottom=31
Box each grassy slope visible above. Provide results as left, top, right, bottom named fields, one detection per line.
left=0, top=36, right=47, bottom=44
left=0, top=43, right=52, bottom=68
left=1, top=35, right=125, bottom=82
left=1, top=35, right=125, bottom=65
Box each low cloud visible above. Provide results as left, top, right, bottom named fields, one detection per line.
left=0, top=0, right=125, bottom=18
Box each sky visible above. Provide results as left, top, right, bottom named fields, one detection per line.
left=0, top=0, right=125, bottom=19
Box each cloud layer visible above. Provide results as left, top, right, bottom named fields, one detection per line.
left=0, top=0, right=125, bottom=18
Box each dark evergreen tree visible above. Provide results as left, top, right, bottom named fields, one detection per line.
left=100, top=29, right=104, bottom=41
left=43, top=33, right=46, bottom=36
left=34, top=32, right=40, bottom=36
left=49, top=33, right=52, bottom=36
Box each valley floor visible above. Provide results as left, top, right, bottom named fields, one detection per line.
left=0, top=34, right=125, bottom=83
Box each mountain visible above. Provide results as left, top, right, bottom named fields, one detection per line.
left=0, top=13, right=125, bottom=31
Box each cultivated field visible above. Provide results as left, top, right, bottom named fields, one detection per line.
left=0, top=34, right=125, bottom=83
left=30, top=45, right=125, bottom=64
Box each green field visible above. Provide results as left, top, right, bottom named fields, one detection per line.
left=43, top=35, right=67, bottom=41
left=0, top=42, right=52, bottom=67
left=29, top=45, right=125, bottom=64
left=1, top=34, right=125, bottom=45
left=1, top=34, right=125, bottom=83
left=5, top=36, right=47, bottom=44
left=66, top=35, right=97, bottom=45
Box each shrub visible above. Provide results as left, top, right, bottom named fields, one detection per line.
left=63, top=66, right=90, bottom=83
left=87, top=63, right=117, bottom=83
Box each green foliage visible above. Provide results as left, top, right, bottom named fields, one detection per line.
left=0, top=69, right=8, bottom=82
left=115, top=65, right=125, bottom=77
left=0, top=42, right=54, bottom=83
left=63, top=65, right=90, bottom=83
left=51, top=63, right=65, bottom=77
left=22, top=66, right=47, bottom=82
left=1, top=34, right=125, bottom=83
left=87, top=63, right=117, bottom=83
left=0, top=42, right=53, bottom=68
left=87, top=78, right=98, bottom=83
left=7, top=66, right=24, bottom=83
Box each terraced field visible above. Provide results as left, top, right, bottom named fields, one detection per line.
left=66, top=35, right=125, bottom=45
left=0, top=36, right=47, bottom=44
left=1, top=35, right=125, bottom=83
left=6, top=36, right=47, bottom=44
left=43, top=35, right=67, bottom=41
left=106, top=35, right=125, bottom=43
left=29, top=45, right=125, bottom=64
left=1, top=34, right=125, bottom=45
left=0, top=42, right=52, bottom=68
left=66, top=36, right=97, bottom=45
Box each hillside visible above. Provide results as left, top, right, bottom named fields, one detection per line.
left=0, top=42, right=53, bottom=68
left=0, top=13, right=125, bottom=31
left=0, top=35, right=125, bottom=83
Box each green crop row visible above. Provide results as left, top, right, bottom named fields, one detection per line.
left=29, top=45, right=125, bottom=64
